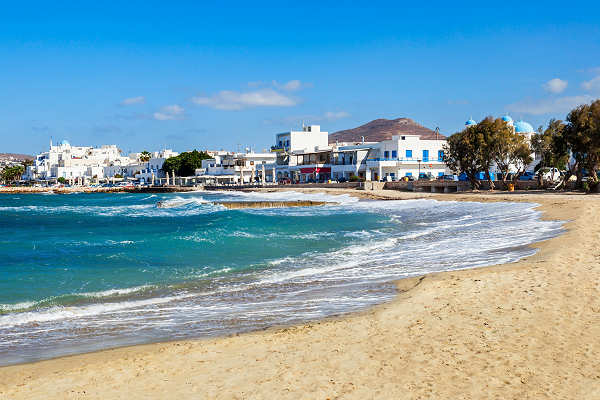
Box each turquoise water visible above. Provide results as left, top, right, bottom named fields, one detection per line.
left=0, top=191, right=563, bottom=365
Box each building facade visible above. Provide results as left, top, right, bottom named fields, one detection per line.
left=199, top=152, right=277, bottom=184
left=268, top=125, right=449, bottom=182
left=24, top=140, right=178, bottom=183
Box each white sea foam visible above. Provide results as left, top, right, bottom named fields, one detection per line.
left=0, top=293, right=194, bottom=329
left=80, top=285, right=155, bottom=298
left=0, top=301, right=37, bottom=313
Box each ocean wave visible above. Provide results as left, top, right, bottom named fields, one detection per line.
left=0, top=285, right=157, bottom=315
left=0, top=293, right=194, bottom=329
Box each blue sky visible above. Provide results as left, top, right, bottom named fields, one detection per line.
left=1, top=1, right=600, bottom=154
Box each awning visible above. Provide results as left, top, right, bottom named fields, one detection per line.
left=300, top=167, right=331, bottom=174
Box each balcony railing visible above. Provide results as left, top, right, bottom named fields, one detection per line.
left=366, top=157, right=445, bottom=163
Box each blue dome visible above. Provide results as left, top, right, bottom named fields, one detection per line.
left=60, top=139, right=70, bottom=146
left=514, top=120, right=534, bottom=134
left=501, top=115, right=513, bottom=123
left=465, top=119, right=476, bottom=126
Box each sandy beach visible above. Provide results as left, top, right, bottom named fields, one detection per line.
left=1, top=190, right=599, bottom=399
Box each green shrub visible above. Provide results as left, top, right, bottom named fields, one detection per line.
left=582, top=181, right=590, bottom=193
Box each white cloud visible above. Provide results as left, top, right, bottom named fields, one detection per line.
left=543, top=78, right=568, bottom=94
left=121, top=96, right=145, bottom=105
left=506, top=95, right=592, bottom=115
left=272, top=79, right=303, bottom=91
left=322, top=111, right=351, bottom=121
left=582, top=75, right=600, bottom=92
left=247, top=79, right=308, bottom=91
left=192, top=89, right=297, bottom=110
left=153, top=104, right=184, bottom=120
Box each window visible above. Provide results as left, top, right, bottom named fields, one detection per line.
left=384, top=151, right=389, bottom=158
left=391, top=150, right=397, bottom=158
left=406, top=150, right=412, bottom=158
left=422, top=150, right=429, bottom=162
left=438, top=150, right=444, bottom=161
left=401, top=136, right=406, bottom=140
left=438, top=172, right=444, bottom=177
left=405, top=172, right=412, bottom=176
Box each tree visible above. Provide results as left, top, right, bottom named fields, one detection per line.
left=162, top=150, right=212, bottom=176
left=443, top=117, right=505, bottom=189
left=531, top=119, right=567, bottom=170
left=443, top=124, right=488, bottom=189
left=531, top=119, right=570, bottom=186
left=139, top=151, right=152, bottom=162
left=493, top=124, right=533, bottom=186
left=564, top=99, right=600, bottom=189
left=0, top=165, right=25, bottom=183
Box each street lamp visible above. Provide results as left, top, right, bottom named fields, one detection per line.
left=418, top=159, right=422, bottom=179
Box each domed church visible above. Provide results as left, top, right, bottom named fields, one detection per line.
left=464, top=115, right=539, bottom=174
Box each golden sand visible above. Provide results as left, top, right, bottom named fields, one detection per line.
left=1, top=190, right=599, bottom=399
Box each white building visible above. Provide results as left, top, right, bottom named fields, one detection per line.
left=24, top=140, right=178, bottom=183
left=120, top=149, right=180, bottom=183
left=362, top=134, right=448, bottom=181
left=198, top=151, right=277, bottom=184
left=25, top=140, right=126, bottom=181
left=272, top=125, right=329, bottom=154
left=271, top=126, right=449, bottom=182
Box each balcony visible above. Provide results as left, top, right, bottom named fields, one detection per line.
left=366, top=157, right=445, bottom=165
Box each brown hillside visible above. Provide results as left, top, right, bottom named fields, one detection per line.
left=329, top=118, right=445, bottom=144
left=0, top=153, right=34, bottom=161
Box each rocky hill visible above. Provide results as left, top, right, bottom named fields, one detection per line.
left=0, top=153, right=34, bottom=162
left=329, top=118, right=445, bottom=144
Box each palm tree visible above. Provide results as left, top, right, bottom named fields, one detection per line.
left=139, top=151, right=152, bottom=162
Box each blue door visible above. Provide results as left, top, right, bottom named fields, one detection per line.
left=422, top=150, right=429, bottom=162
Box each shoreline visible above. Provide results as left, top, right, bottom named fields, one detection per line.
left=0, top=186, right=198, bottom=194
left=1, top=190, right=599, bottom=399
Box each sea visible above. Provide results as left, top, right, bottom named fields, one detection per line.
left=0, top=190, right=563, bottom=365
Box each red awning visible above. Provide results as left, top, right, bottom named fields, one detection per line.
left=300, top=167, right=331, bottom=174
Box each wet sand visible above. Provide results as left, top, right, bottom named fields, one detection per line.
left=1, top=190, right=599, bottom=399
